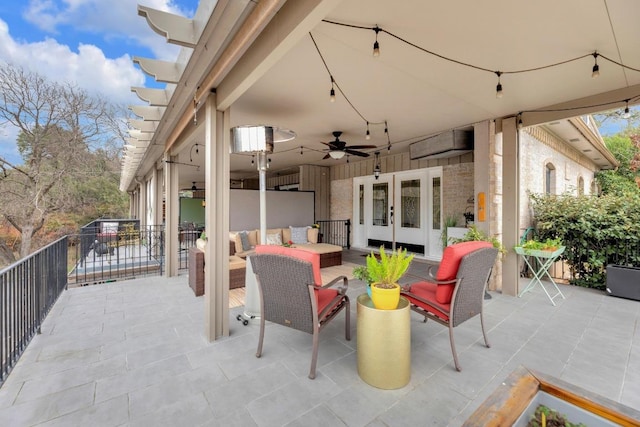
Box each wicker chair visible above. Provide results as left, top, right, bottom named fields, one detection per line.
left=401, top=242, right=498, bottom=371
left=250, top=253, right=350, bottom=379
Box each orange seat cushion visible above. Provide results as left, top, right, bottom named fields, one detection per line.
left=255, top=245, right=322, bottom=285
left=435, top=241, right=493, bottom=304
left=315, top=288, right=340, bottom=318
left=404, top=281, right=450, bottom=321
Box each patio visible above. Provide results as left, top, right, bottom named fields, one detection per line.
left=0, top=251, right=639, bottom=426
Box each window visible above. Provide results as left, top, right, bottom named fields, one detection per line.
left=372, top=183, right=388, bottom=226
left=401, top=179, right=420, bottom=228
left=545, top=163, right=556, bottom=195
left=577, top=176, right=584, bottom=195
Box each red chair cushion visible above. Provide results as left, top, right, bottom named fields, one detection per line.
left=404, top=281, right=450, bottom=321
left=315, top=288, right=340, bottom=318
left=436, top=241, right=493, bottom=304
left=255, top=245, right=322, bottom=285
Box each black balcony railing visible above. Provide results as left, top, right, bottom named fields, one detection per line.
left=316, top=219, right=351, bottom=249
left=68, top=224, right=165, bottom=287
left=1, top=236, right=68, bottom=386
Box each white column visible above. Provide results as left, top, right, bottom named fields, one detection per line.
left=501, top=117, right=519, bottom=296
left=153, top=167, right=163, bottom=226
left=204, top=92, right=230, bottom=340
left=139, top=180, right=147, bottom=227
left=164, top=152, right=179, bottom=277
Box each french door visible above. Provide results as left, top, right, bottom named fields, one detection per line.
left=353, top=167, right=443, bottom=259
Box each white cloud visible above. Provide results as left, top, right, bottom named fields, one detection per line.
left=23, top=0, right=186, bottom=60
left=0, top=18, right=144, bottom=104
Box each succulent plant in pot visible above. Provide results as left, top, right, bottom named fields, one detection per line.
left=366, top=246, right=414, bottom=310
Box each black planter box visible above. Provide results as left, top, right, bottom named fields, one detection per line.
left=606, top=264, right=640, bottom=301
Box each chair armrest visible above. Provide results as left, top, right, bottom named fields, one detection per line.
left=402, top=273, right=457, bottom=286
left=312, top=275, right=349, bottom=294
left=400, top=289, right=450, bottom=315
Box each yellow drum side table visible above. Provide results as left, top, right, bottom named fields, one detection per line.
left=356, top=294, right=411, bottom=389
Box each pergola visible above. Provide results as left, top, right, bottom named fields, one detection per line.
left=122, top=0, right=640, bottom=340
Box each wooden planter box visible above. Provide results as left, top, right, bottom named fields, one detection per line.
left=464, top=366, right=640, bottom=426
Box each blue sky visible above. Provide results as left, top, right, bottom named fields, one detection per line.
left=0, top=0, right=199, bottom=163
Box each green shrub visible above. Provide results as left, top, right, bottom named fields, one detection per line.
left=530, top=193, right=640, bottom=289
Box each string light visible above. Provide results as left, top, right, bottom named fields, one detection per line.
left=495, top=72, right=503, bottom=99
left=517, top=113, right=523, bottom=129
left=322, top=20, right=640, bottom=99
left=385, top=121, right=391, bottom=151
left=300, top=146, right=304, bottom=155
left=623, top=100, right=631, bottom=119
left=251, top=156, right=254, bottom=165
left=310, top=32, right=390, bottom=156
left=592, top=52, right=600, bottom=78
left=193, top=92, right=198, bottom=125
left=373, top=26, right=381, bottom=57
left=329, top=76, right=336, bottom=102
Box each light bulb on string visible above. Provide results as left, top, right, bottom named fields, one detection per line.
left=495, top=71, right=503, bottom=98
left=623, top=100, right=631, bottom=119
left=329, top=76, right=336, bottom=102
left=365, top=122, right=371, bottom=140
left=372, top=26, right=381, bottom=57
left=517, top=113, right=523, bottom=129
left=300, top=146, right=304, bottom=155
left=591, top=52, right=600, bottom=78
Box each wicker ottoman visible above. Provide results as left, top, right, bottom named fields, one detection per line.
left=229, top=255, right=246, bottom=289
left=189, top=249, right=246, bottom=296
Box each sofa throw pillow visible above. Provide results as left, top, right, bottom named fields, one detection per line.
left=239, top=231, right=251, bottom=251
left=266, top=233, right=282, bottom=245
left=290, top=226, right=309, bottom=244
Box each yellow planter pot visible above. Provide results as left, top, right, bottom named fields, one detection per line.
left=370, top=282, right=400, bottom=310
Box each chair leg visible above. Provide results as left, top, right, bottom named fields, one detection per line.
left=256, top=316, right=266, bottom=358
left=449, top=324, right=461, bottom=372
left=309, top=329, right=319, bottom=379
left=480, top=310, right=491, bottom=348
left=344, top=299, right=351, bottom=341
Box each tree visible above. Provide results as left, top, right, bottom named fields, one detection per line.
left=596, top=133, right=640, bottom=196
left=0, top=64, right=126, bottom=258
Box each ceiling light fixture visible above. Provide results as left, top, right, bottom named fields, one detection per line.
left=372, top=26, right=381, bottom=57
left=495, top=71, right=503, bottom=98
left=591, top=52, right=600, bottom=78
left=373, top=151, right=381, bottom=179
left=329, top=150, right=345, bottom=159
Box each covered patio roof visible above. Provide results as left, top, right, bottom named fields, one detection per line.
left=122, top=0, right=639, bottom=190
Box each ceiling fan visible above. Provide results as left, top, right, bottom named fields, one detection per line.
left=320, top=131, right=376, bottom=159
left=181, top=181, right=204, bottom=191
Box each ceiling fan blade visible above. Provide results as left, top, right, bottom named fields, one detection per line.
left=320, top=141, right=335, bottom=147
left=346, top=145, right=377, bottom=149
left=322, top=153, right=331, bottom=159
left=345, top=149, right=370, bottom=157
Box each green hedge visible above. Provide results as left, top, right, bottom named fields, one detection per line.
left=530, top=193, right=640, bottom=289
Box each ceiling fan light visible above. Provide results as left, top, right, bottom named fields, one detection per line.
left=329, top=150, right=345, bottom=159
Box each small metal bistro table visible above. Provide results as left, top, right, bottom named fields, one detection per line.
left=356, top=294, right=411, bottom=389
left=515, top=246, right=566, bottom=306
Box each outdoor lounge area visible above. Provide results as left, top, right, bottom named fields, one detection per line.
left=0, top=249, right=638, bottom=426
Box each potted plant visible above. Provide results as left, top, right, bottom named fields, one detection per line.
left=452, top=224, right=506, bottom=256
left=365, top=246, right=414, bottom=310
left=515, top=237, right=564, bottom=256
left=352, top=265, right=373, bottom=297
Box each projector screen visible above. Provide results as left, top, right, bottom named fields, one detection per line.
left=230, top=189, right=315, bottom=231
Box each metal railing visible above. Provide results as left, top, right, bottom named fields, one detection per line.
left=316, top=219, right=351, bottom=248
left=1, top=236, right=68, bottom=386
left=68, top=225, right=165, bottom=287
